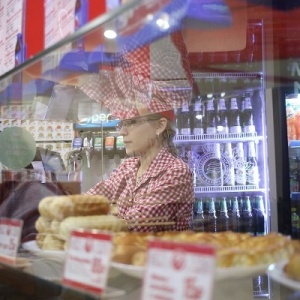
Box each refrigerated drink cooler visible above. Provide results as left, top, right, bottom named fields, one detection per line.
left=173, top=52, right=270, bottom=297
left=175, top=83, right=269, bottom=237
left=284, top=95, right=300, bottom=240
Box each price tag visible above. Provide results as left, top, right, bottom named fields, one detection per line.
left=142, top=240, right=216, bottom=300
left=62, top=230, right=112, bottom=296
left=0, top=218, right=23, bottom=264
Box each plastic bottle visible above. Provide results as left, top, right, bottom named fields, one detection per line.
left=192, top=198, right=205, bottom=232
left=192, top=97, right=204, bottom=135
left=217, top=96, right=229, bottom=134
left=246, top=141, right=259, bottom=186
left=253, top=195, right=266, bottom=236
left=205, top=95, right=217, bottom=135
left=291, top=207, right=300, bottom=239
left=223, top=142, right=235, bottom=186
left=243, top=92, right=256, bottom=133
left=206, top=198, right=218, bottom=232
left=234, top=142, right=247, bottom=186
left=240, top=196, right=254, bottom=234
left=229, top=196, right=241, bottom=232
left=205, top=143, right=223, bottom=186
left=174, top=107, right=181, bottom=135
left=180, top=104, right=191, bottom=135
left=217, top=197, right=230, bottom=232
left=228, top=96, right=242, bottom=134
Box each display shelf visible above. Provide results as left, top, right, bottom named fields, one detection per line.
left=174, top=132, right=261, bottom=143
left=194, top=185, right=263, bottom=194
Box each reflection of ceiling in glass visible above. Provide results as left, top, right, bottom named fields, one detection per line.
left=0, top=0, right=300, bottom=117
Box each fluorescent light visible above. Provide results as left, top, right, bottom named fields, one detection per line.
left=104, top=29, right=117, bottom=39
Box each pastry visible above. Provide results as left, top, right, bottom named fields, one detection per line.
left=284, top=252, right=300, bottom=281
left=35, top=216, right=51, bottom=233
left=42, top=234, right=65, bottom=251
left=111, top=231, right=300, bottom=268
left=38, top=194, right=110, bottom=221
left=58, top=215, right=128, bottom=240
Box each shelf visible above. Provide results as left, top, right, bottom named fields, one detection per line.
left=194, top=185, right=263, bottom=194
left=174, top=132, right=262, bottom=143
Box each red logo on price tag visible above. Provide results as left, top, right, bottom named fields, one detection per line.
left=0, top=218, right=23, bottom=264
left=62, top=230, right=112, bottom=296
left=142, top=240, right=216, bottom=300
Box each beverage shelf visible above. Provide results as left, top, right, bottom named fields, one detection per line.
left=194, top=185, right=264, bottom=194
left=174, top=132, right=262, bottom=143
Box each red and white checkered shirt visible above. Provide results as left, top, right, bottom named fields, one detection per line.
left=87, top=147, right=195, bottom=232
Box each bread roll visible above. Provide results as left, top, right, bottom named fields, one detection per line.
left=58, top=215, right=128, bottom=240
left=36, top=233, right=46, bottom=249
left=38, top=194, right=110, bottom=221
left=42, top=234, right=65, bottom=251
left=35, top=217, right=51, bottom=233
left=50, top=220, right=61, bottom=234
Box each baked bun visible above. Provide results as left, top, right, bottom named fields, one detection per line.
left=35, top=216, right=51, bottom=233
left=284, top=252, right=300, bottom=281
left=111, top=231, right=300, bottom=268
left=59, top=215, right=128, bottom=240
left=36, top=233, right=46, bottom=249
left=38, top=194, right=110, bottom=221
left=42, top=234, right=65, bottom=251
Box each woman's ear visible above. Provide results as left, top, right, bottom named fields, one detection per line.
left=157, top=118, right=168, bottom=135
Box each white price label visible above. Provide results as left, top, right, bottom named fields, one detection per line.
left=0, top=218, right=23, bottom=264
left=62, top=230, right=112, bottom=295
left=142, top=240, right=216, bottom=300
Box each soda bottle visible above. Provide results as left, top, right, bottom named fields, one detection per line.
left=240, top=196, right=254, bottom=234
left=206, top=198, right=218, bottom=232
left=246, top=141, right=259, bottom=186
left=192, top=97, right=204, bottom=135
left=217, top=96, right=229, bottom=134
left=205, top=95, right=217, bottom=135
left=217, top=197, right=230, bottom=232
left=291, top=207, right=300, bottom=239
left=205, top=143, right=223, bottom=186
left=192, top=198, right=205, bottom=232
left=223, top=142, right=235, bottom=186
left=174, top=107, right=181, bottom=135
left=229, top=196, right=241, bottom=232
left=228, top=96, right=242, bottom=134
left=180, top=104, right=191, bottom=135
left=253, top=195, right=266, bottom=236
left=234, top=142, right=247, bottom=186
left=243, top=92, right=256, bottom=133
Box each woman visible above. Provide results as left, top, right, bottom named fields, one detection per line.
left=86, top=109, right=195, bottom=232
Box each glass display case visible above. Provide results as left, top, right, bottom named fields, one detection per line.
left=0, top=0, right=300, bottom=299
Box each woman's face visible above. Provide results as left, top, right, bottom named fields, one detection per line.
left=117, top=116, right=162, bottom=156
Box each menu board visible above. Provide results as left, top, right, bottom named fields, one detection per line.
left=43, top=0, right=76, bottom=73
left=0, top=0, right=24, bottom=76
left=44, top=0, right=75, bottom=49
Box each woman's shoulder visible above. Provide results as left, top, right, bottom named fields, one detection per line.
left=161, top=151, right=191, bottom=173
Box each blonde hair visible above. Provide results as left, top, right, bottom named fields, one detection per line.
left=149, top=113, right=177, bottom=157
left=161, top=120, right=177, bottom=157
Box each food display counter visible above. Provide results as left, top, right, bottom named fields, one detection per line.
left=1, top=0, right=300, bottom=299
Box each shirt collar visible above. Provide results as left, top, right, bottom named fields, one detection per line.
left=139, top=147, right=174, bottom=178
